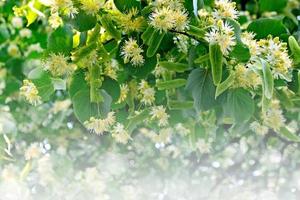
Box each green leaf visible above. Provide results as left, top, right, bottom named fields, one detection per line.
left=247, top=18, right=288, bottom=39
left=156, top=79, right=187, bottom=90
left=28, top=67, right=55, bottom=101
left=72, top=89, right=112, bottom=123
left=259, top=0, right=288, bottom=12
left=168, top=100, right=194, bottom=110
left=70, top=11, right=97, bottom=32
left=260, top=59, right=274, bottom=99
left=279, top=127, right=300, bottom=142
left=126, top=109, right=150, bottom=133
left=159, top=61, right=189, bottom=72
left=209, top=43, right=223, bottom=85
left=125, top=56, right=157, bottom=79
left=101, top=77, right=120, bottom=102
left=146, top=30, right=165, bottom=57
left=229, top=42, right=251, bottom=62
left=288, top=36, right=300, bottom=64
left=47, top=25, right=73, bottom=54
left=113, top=0, right=141, bottom=12
left=69, top=70, right=112, bottom=123
left=69, top=70, right=89, bottom=98
left=224, top=89, right=255, bottom=123
left=99, top=15, right=121, bottom=41
left=186, top=68, right=217, bottom=111
left=215, top=73, right=234, bottom=98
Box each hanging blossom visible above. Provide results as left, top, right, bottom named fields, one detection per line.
left=121, top=38, right=144, bottom=66
left=138, top=80, right=155, bottom=105
left=150, top=106, right=170, bottom=127
left=117, top=84, right=129, bottom=103
left=20, top=80, right=42, bottom=106
left=258, top=37, right=292, bottom=80
left=79, top=0, right=103, bottom=16
left=43, top=53, right=76, bottom=77
left=196, top=139, right=212, bottom=154
left=117, top=8, right=145, bottom=33
left=205, top=19, right=236, bottom=55
left=111, top=123, right=132, bottom=144
left=149, top=6, right=189, bottom=32
left=213, top=0, right=238, bottom=19
left=250, top=121, right=269, bottom=136
left=262, top=100, right=286, bottom=132
left=84, top=112, right=116, bottom=135
left=232, top=64, right=261, bottom=89
left=103, top=59, right=119, bottom=80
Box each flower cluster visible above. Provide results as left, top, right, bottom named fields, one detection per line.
left=121, top=38, right=144, bottom=66
left=20, top=80, right=42, bottom=106
left=84, top=112, right=116, bottom=135
left=43, top=53, right=76, bottom=77
left=205, top=20, right=236, bottom=55
left=79, top=0, right=102, bottom=16
left=233, top=64, right=261, bottom=89
left=111, top=123, right=131, bottom=144
left=117, top=8, right=145, bottom=33
left=150, top=106, right=169, bottom=127
left=213, top=0, right=238, bottom=19
left=149, top=3, right=189, bottom=32
left=138, top=80, right=156, bottom=105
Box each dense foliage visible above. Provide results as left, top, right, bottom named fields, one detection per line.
left=1, top=0, right=300, bottom=199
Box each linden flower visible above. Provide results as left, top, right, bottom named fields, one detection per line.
left=241, top=32, right=260, bottom=58
left=80, top=0, right=102, bottom=15
left=250, top=121, right=269, bottom=136
left=104, top=59, right=119, bottom=80
left=20, top=80, right=42, bottom=106
left=118, top=8, right=145, bottom=32
left=233, top=64, right=261, bottom=89
left=25, top=143, right=41, bottom=160
left=118, top=84, right=129, bottom=103
left=262, top=100, right=286, bottom=132
left=50, top=99, right=72, bottom=114
left=196, top=139, right=211, bottom=154
left=175, top=123, right=190, bottom=136
left=111, top=123, right=132, bottom=144
left=213, top=0, right=238, bottom=19
left=205, top=20, right=236, bottom=55
left=150, top=106, right=169, bottom=127
left=258, top=37, right=292, bottom=80
left=84, top=112, right=116, bottom=135
left=138, top=80, right=155, bottom=105
left=172, top=9, right=189, bottom=31
left=48, top=12, right=63, bottom=29
left=121, top=38, right=144, bottom=66
left=150, top=7, right=174, bottom=32
left=43, top=53, right=76, bottom=76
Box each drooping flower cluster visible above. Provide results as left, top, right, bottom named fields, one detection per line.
left=111, top=123, right=131, bottom=144
left=117, top=84, right=129, bottom=103
left=233, top=64, right=261, bottom=89
left=262, top=100, right=286, bottom=131
left=213, top=0, right=238, bottom=19
left=257, top=37, right=292, bottom=80
left=149, top=2, right=189, bottom=32
left=84, top=112, right=116, bottom=135
left=138, top=80, right=155, bottom=105
left=117, top=8, right=145, bottom=33
left=79, top=0, right=103, bottom=16
left=121, top=38, right=144, bottom=66
left=205, top=20, right=236, bottom=55
left=150, top=106, right=169, bottom=127
left=39, top=0, right=78, bottom=28
left=20, top=80, right=42, bottom=106
left=43, top=53, right=76, bottom=77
